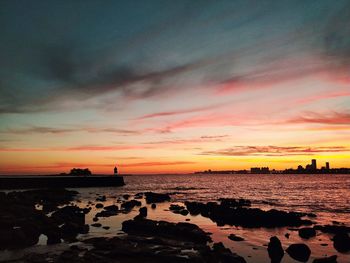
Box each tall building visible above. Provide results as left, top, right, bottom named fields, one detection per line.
left=311, top=159, right=317, bottom=170
left=326, top=162, right=330, bottom=170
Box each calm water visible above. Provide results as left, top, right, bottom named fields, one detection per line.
left=2, top=174, right=349, bottom=263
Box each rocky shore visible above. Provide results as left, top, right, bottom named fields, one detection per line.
left=0, top=189, right=349, bottom=262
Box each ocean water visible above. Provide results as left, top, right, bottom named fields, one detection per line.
left=78, top=174, right=350, bottom=263
left=2, top=174, right=350, bottom=263
left=122, top=174, right=350, bottom=224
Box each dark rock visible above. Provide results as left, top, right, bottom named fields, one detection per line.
left=219, top=198, right=251, bottom=208
left=268, top=236, right=284, bottom=263
left=285, top=233, right=290, bottom=239
left=60, top=222, right=85, bottom=241
left=228, top=234, right=245, bottom=241
left=51, top=205, right=85, bottom=226
left=313, top=255, right=337, bottom=263
left=299, top=227, right=316, bottom=239
left=169, top=204, right=188, bottom=216
left=95, top=203, right=104, bottom=209
left=212, top=242, right=246, bottom=263
left=46, top=227, right=61, bottom=245
left=180, top=209, right=189, bottom=216
left=122, top=218, right=211, bottom=244
left=121, top=200, right=142, bottom=210
left=286, top=243, right=311, bottom=262
left=307, top=213, right=317, bottom=218
left=314, top=225, right=350, bottom=234
left=169, top=204, right=185, bottom=211
left=96, top=195, right=106, bottom=202
left=104, top=204, right=118, bottom=212
left=95, top=204, right=119, bottom=218
left=333, top=232, right=350, bottom=252
left=134, top=193, right=143, bottom=199
left=91, top=223, right=102, bottom=228
left=139, top=207, right=147, bottom=218
left=123, top=194, right=130, bottom=200
left=151, top=203, right=156, bottom=209
left=103, top=226, right=110, bottom=230
left=185, top=201, right=312, bottom=228
left=144, top=192, right=171, bottom=204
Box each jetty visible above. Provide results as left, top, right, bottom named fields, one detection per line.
left=0, top=175, right=125, bottom=189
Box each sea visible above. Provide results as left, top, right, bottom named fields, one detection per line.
left=1, top=174, right=350, bottom=263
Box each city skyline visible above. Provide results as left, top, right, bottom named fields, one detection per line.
left=1, top=1, right=350, bottom=174
left=196, top=158, right=350, bottom=175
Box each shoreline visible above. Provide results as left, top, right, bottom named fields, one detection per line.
left=0, top=188, right=349, bottom=262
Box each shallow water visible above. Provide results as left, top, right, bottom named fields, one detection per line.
left=1, top=174, right=350, bottom=262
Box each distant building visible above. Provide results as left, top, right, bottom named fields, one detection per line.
left=250, top=167, right=269, bottom=174
left=311, top=159, right=317, bottom=170
left=261, top=167, right=270, bottom=173
left=326, top=162, right=330, bottom=170
left=250, top=167, right=261, bottom=173
left=297, top=165, right=304, bottom=172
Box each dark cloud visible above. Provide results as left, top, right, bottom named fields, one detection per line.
left=1, top=1, right=349, bottom=114
left=1, top=126, right=141, bottom=135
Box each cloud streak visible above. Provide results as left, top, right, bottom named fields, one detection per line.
left=202, top=145, right=350, bottom=157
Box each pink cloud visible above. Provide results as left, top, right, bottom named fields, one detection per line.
left=202, top=145, right=350, bottom=157
left=287, top=111, right=350, bottom=125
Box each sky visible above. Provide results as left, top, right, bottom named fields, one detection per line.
left=0, top=0, right=349, bottom=174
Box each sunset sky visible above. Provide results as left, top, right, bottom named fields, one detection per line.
left=0, top=0, right=349, bottom=174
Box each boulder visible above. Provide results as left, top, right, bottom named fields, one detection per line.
left=121, top=200, right=142, bottom=210
left=313, top=255, right=337, bottom=263
left=212, top=242, right=247, bottom=263
left=104, top=205, right=118, bottom=212
left=139, top=207, right=147, bottom=218
left=267, top=236, right=284, bottom=263
left=228, top=234, right=245, bottom=242
left=144, top=192, right=171, bottom=204
left=286, top=243, right=311, bottom=262
left=122, top=218, right=211, bottom=244
left=333, top=232, right=350, bottom=252
left=185, top=201, right=312, bottom=228
left=299, top=227, right=316, bottom=239
left=95, top=203, right=104, bottom=209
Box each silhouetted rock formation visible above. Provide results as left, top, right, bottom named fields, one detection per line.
left=298, top=227, right=316, bottom=239
left=313, top=255, right=338, bottom=263
left=185, top=200, right=313, bottom=228
left=267, top=236, right=284, bottom=263
left=122, top=218, right=211, bottom=244
left=144, top=192, right=171, bottom=203
left=286, top=243, right=311, bottom=262
left=0, top=189, right=88, bottom=249
left=228, top=234, right=245, bottom=241
left=121, top=199, right=142, bottom=210
left=333, top=232, right=350, bottom=252
left=78, top=233, right=246, bottom=263
left=169, top=204, right=189, bottom=215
